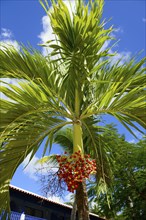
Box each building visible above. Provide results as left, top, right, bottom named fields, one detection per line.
left=2, top=185, right=106, bottom=220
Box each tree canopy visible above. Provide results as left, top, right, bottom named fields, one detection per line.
left=89, top=126, right=146, bottom=219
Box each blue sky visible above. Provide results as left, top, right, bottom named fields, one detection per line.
left=0, top=0, right=146, bottom=202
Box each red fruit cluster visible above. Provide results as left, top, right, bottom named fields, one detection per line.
left=56, top=151, right=96, bottom=193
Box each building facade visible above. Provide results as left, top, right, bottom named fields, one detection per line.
left=1, top=185, right=106, bottom=220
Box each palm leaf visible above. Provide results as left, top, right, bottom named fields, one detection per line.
left=42, top=0, right=113, bottom=95
left=0, top=78, right=72, bottom=212
left=82, top=118, right=113, bottom=186
left=54, top=127, right=73, bottom=154
left=81, top=57, right=146, bottom=134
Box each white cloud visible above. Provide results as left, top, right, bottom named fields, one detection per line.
left=0, top=29, right=21, bottom=99
left=142, top=18, right=146, bottom=23
left=0, top=28, right=20, bottom=51
left=47, top=191, right=74, bottom=204
left=47, top=194, right=64, bottom=203
left=1, top=28, right=12, bottom=38
left=96, top=25, right=131, bottom=66
left=100, top=40, right=111, bottom=52
left=63, top=0, right=76, bottom=20
left=0, top=79, right=11, bottom=100
left=100, top=26, right=131, bottom=65
left=100, top=43, right=131, bottom=66
left=22, top=153, right=58, bottom=181
left=114, top=26, right=124, bottom=34
left=0, top=78, right=22, bottom=101
left=64, top=192, right=73, bottom=202
left=0, top=40, right=20, bottom=51
left=109, top=51, right=131, bottom=66
left=128, top=130, right=143, bottom=144
left=38, top=15, right=54, bottom=56
left=128, top=139, right=137, bottom=144
left=38, top=15, right=54, bottom=43
left=22, top=154, right=41, bottom=181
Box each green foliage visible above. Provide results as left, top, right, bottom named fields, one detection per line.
left=90, top=128, right=146, bottom=220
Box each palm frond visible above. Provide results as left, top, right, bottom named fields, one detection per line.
left=0, top=45, right=51, bottom=81
left=82, top=117, right=113, bottom=186
left=0, top=79, right=72, bottom=212
left=41, top=0, right=113, bottom=97
left=54, top=127, right=73, bottom=154
left=0, top=44, right=80, bottom=115
left=37, top=154, right=58, bottom=167
left=81, top=57, right=146, bottom=134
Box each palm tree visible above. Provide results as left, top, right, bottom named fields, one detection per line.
left=0, top=0, right=145, bottom=219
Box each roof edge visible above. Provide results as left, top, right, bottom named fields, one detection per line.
left=9, top=184, right=106, bottom=219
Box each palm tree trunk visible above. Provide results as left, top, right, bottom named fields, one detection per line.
left=76, top=181, right=90, bottom=220
left=73, top=122, right=90, bottom=220
left=73, top=88, right=90, bottom=220
left=70, top=195, right=77, bottom=220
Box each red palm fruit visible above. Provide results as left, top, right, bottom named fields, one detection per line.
left=57, top=152, right=97, bottom=192
left=74, top=184, right=78, bottom=189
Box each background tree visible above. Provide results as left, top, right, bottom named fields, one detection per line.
left=89, top=127, right=146, bottom=220
left=0, top=0, right=145, bottom=219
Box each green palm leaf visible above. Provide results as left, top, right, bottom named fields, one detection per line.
left=81, top=57, right=146, bottom=134
left=0, top=78, right=72, bottom=212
